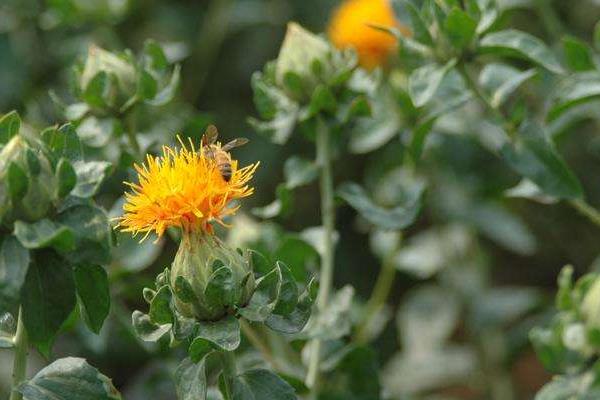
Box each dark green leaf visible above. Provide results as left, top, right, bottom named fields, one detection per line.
left=547, top=72, right=600, bottom=121
left=500, top=120, right=583, bottom=199
left=204, top=266, right=236, bottom=310
left=479, top=29, right=564, bottom=74
left=189, top=338, right=213, bottom=363
left=0, top=111, right=21, bottom=144
left=7, top=162, right=28, bottom=202
left=22, top=252, right=76, bottom=357
left=174, top=276, right=197, bottom=303
left=25, top=149, right=40, bottom=176
left=562, top=36, right=595, bottom=72
left=143, top=39, right=169, bottom=71
left=137, top=69, right=158, bottom=100
left=18, top=357, right=121, bottom=400
left=57, top=205, right=112, bottom=265
left=149, top=286, right=173, bottom=325
left=74, top=264, right=110, bottom=334
left=479, top=63, right=537, bottom=108
left=0, top=236, right=30, bottom=310
left=401, top=1, right=434, bottom=46
left=175, top=357, right=208, bottom=400
left=444, top=8, right=477, bottom=50
left=249, top=250, right=272, bottom=277
left=266, top=278, right=315, bottom=334
left=56, top=158, right=77, bottom=198
left=41, top=124, right=83, bottom=162
left=14, top=219, right=75, bottom=253
left=83, top=71, right=111, bottom=109
left=272, top=262, right=298, bottom=315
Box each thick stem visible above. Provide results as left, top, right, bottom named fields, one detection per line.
left=10, top=307, right=28, bottom=400
left=220, top=351, right=237, bottom=399
left=306, top=117, right=336, bottom=393
left=354, top=256, right=397, bottom=344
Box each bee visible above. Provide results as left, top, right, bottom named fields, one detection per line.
left=201, top=125, right=249, bottom=182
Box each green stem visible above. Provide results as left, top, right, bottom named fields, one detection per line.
left=220, top=351, right=237, bottom=399
left=570, top=199, right=600, bottom=228
left=354, top=255, right=397, bottom=344
left=240, top=320, right=281, bottom=370
left=10, top=307, right=28, bottom=400
left=306, top=117, right=336, bottom=393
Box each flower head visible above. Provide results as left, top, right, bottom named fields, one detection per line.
left=328, top=0, right=405, bottom=69
left=118, top=136, right=258, bottom=239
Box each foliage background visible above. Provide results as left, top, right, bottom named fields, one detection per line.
left=4, top=0, right=600, bottom=399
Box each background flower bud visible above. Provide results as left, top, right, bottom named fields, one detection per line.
left=169, top=231, right=255, bottom=321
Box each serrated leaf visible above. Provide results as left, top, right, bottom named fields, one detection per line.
left=18, top=357, right=121, bottom=400
left=14, top=219, right=75, bottom=253
left=74, top=264, right=110, bottom=334
left=479, top=29, right=564, bottom=74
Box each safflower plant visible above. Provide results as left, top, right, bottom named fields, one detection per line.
left=5, top=0, right=600, bottom=399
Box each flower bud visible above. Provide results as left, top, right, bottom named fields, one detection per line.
left=0, top=136, right=54, bottom=225
left=169, top=230, right=255, bottom=321
left=275, top=22, right=330, bottom=87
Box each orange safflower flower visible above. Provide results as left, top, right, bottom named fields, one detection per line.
left=328, top=0, right=405, bottom=69
left=117, top=137, right=258, bottom=240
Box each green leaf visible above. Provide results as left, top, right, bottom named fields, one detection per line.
left=0, top=111, right=21, bottom=144
left=479, top=29, right=564, bottom=74
left=41, top=123, right=83, bottom=162
left=306, top=85, right=337, bottom=118
left=146, top=65, right=181, bottom=106
left=238, top=265, right=282, bottom=322
left=500, top=120, right=583, bottom=199
left=57, top=205, right=112, bottom=265
left=193, top=315, right=240, bottom=351
left=399, top=0, right=434, bottom=46
left=444, top=8, right=477, bottom=50
left=22, top=252, right=76, bottom=357
left=143, top=39, right=169, bottom=71
left=0, top=312, right=15, bottom=348
left=556, top=265, right=574, bottom=311
left=475, top=0, right=498, bottom=34
left=7, top=162, right=28, bottom=202
left=249, top=250, right=272, bottom=276
left=83, top=71, right=111, bottom=109
left=204, top=266, right=236, bottom=311
left=479, top=63, right=537, bottom=108
left=18, top=357, right=121, bottom=400
left=562, top=35, right=595, bottom=72
left=272, top=261, right=299, bottom=315
left=149, top=286, right=173, bottom=325
left=137, top=69, right=158, bottom=100
left=131, top=310, right=171, bottom=342
left=188, top=337, right=213, bottom=363
left=226, top=369, right=296, bottom=400
left=0, top=236, right=30, bottom=310
left=547, top=72, right=600, bottom=121
left=174, top=276, right=197, bottom=303
left=266, top=278, right=315, bottom=334
left=337, top=181, right=425, bottom=230
left=72, top=161, right=112, bottom=198
left=175, top=357, right=208, bottom=400
left=56, top=158, right=77, bottom=198
left=14, top=219, right=75, bottom=253
left=25, top=149, right=41, bottom=176
left=408, top=59, right=457, bottom=107
left=74, top=264, right=110, bottom=334
left=284, top=156, right=318, bottom=189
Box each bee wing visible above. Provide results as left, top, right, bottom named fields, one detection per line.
left=201, top=125, right=219, bottom=146
left=221, top=138, right=249, bottom=151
